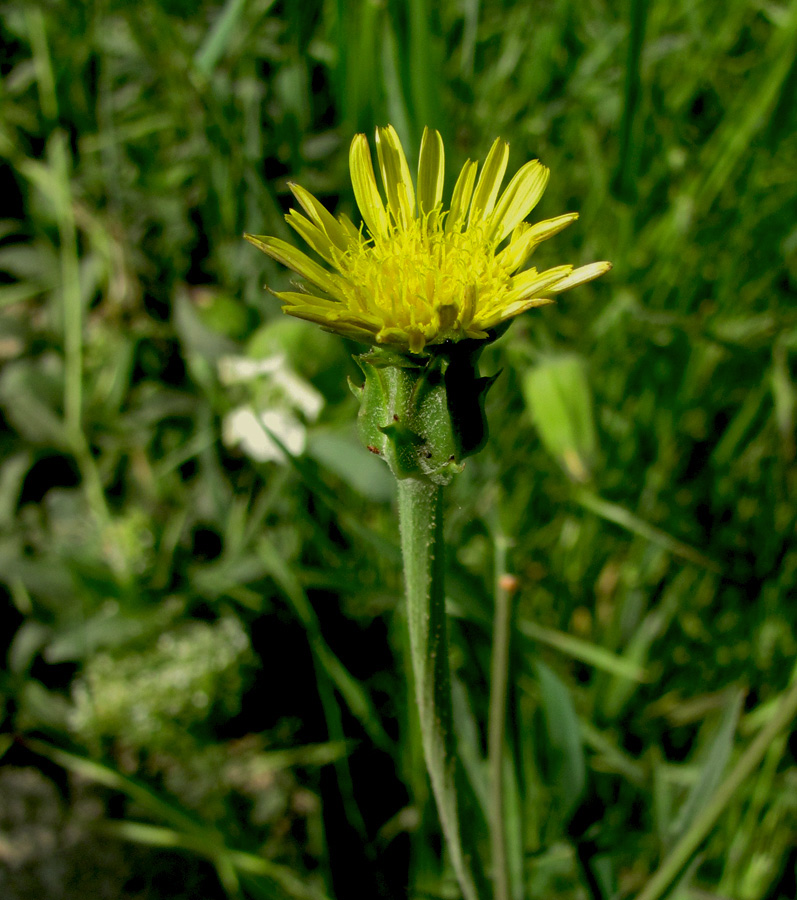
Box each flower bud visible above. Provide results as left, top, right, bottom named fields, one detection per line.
left=351, top=343, right=498, bottom=484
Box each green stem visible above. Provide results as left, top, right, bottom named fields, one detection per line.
left=397, top=477, right=478, bottom=900
left=488, top=534, right=512, bottom=900
left=635, top=675, right=797, bottom=900
left=55, top=130, right=83, bottom=446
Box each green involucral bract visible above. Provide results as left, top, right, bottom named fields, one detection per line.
left=350, top=343, right=499, bottom=484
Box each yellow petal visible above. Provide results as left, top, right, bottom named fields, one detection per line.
left=247, top=125, right=612, bottom=353
left=276, top=290, right=344, bottom=311
left=469, top=137, right=509, bottom=225
left=497, top=213, right=579, bottom=271
left=286, top=210, right=336, bottom=263
left=459, top=284, right=478, bottom=328
left=375, top=125, right=416, bottom=229
left=244, top=234, right=344, bottom=298
left=288, top=183, right=350, bottom=251
left=277, top=291, right=382, bottom=334
left=488, top=160, right=549, bottom=242
left=522, top=212, right=579, bottom=242
left=417, top=126, right=445, bottom=216
left=337, top=213, right=361, bottom=243
left=349, top=134, right=389, bottom=240
left=503, top=297, right=555, bottom=317
left=477, top=297, right=554, bottom=330
left=281, top=306, right=383, bottom=341
left=445, top=159, right=478, bottom=234
left=506, top=264, right=574, bottom=302
left=547, top=261, right=613, bottom=293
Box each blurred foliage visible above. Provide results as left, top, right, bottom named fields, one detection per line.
left=1, top=0, right=796, bottom=898
left=70, top=616, right=251, bottom=752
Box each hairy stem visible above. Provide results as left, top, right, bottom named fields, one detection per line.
left=397, top=477, right=478, bottom=900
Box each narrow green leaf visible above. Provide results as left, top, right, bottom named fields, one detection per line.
left=667, top=689, right=744, bottom=848
left=634, top=678, right=797, bottom=900
left=519, top=619, right=646, bottom=681
left=101, top=820, right=330, bottom=900
left=451, top=675, right=489, bottom=819
left=27, top=739, right=201, bottom=832
left=600, top=567, right=698, bottom=720
left=194, top=0, right=275, bottom=77
left=575, top=488, right=721, bottom=573
left=533, top=660, right=586, bottom=821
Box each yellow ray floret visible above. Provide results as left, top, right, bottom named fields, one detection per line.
left=245, top=125, right=611, bottom=355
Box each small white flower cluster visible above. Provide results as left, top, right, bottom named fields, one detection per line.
left=69, top=617, right=251, bottom=750
left=219, top=352, right=323, bottom=463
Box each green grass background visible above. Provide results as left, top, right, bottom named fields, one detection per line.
left=1, top=0, right=796, bottom=898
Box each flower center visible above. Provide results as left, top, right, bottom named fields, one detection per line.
left=335, top=217, right=512, bottom=347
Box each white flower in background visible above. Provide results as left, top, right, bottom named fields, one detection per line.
left=223, top=406, right=306, bottom=462
left=218, top=355, right=283, bottom=383
left=219, top=353, right=323, bottom=463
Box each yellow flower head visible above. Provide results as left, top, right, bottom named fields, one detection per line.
left=246, top=126, right=611, bottom=355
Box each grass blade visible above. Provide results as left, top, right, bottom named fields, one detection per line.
left=574, top=488, right=721, bottom=573
left=533, top=660, right=586, bottom=822
left=635, top=675, right=797, bottom=900
left=666, top=689, right=744, bottom=848
left=612, top=0, right=648, bottom=202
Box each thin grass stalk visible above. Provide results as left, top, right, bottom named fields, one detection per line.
left=26, top=9, right=81, bottom=441
left=488, top=532, right=512, bottom=900
left=54, top=134, right=85, bottom=445
left=26, top=9, right=122, bottom=573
